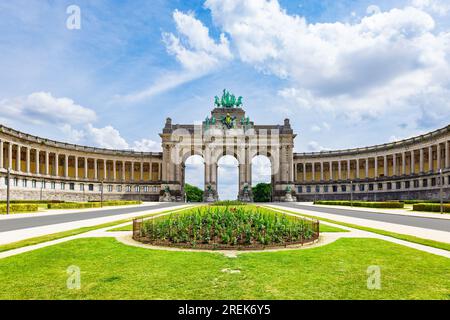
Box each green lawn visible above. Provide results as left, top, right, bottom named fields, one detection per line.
left=0, top=237, right=448, bottom=300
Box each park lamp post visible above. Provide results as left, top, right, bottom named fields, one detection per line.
left=439, top=169, right=443, bottom=214
left=6, top=167, right=11, bottom=215
left=350, top=180, right=353, bottom=207
left=100, top=180, right=104, bottom=208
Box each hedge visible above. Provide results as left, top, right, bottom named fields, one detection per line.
left=413, top=203, right=450, bottom=213
left=314, top=200, right=404, bottom=209
left=0, top=200, right=64, bottom=204
left=0, top=204, right=39, bottom=214
left=47, top=200, right=141, bottom=209
left=403, top=200, right=449, bottom=204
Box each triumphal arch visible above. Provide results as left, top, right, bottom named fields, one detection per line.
left=159, top=90, right=296, bottom=202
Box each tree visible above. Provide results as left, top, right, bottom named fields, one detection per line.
left=184, top=184, right=204, bottom=202
left=252, top=183, right=272, bottom=202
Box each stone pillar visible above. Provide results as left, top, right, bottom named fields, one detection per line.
left=17, top=145, right=21, bottom=171
left=402, top=152, right=406, bottom=175
left=410, top=150, right=415, bottom=174
left=356, top=159, right=360, bottom=179
left=302, top=163, right=306, bottom=182
left=374, top=157, right=378, bottom=178
left=113, top=160, right=116, bottom=181
left=437, top=143, right=441, bottom=171
left=393, top=154, right=397, bottom=176
left=103, top=159, right=106, bottom=180
left=312, top=162, right=315, bottom=182
left=94, top=159, right=98, bottom=180
left=75, top=156, right=78, bottom=179
left=8, top=143, right=12, bottom=170
left=420, top=148, right=424, bottom=173
left=45, top=151, right=49, bottom=175
left=329, top=161, right=333, bottom=181
left=159, top=163, right=162, bottom=180
left=122, top=161, right=126, bottom=181
left=140, top=162, right=144, bottom=181
left=35, top=149, right=40, bottom=174
left=320, top=162, right=324, bottom=181
left=0, top=139, right=3, bottom=169
left=131, top=162, right=134, bottom=181
left=446, top=141, right=450, bottom=168
left=428, top=146, right=433, bottom=172
left=338, top=161, right=342, bottom=180
left=384, top=155, right=388, bottom=177
left=55, top=153, right=59, bottom=176
left=347, top=159, right=351, bottom=180
left=84, top=158, right=88, bottom=179
left=26, top=147, right=30, bottom=173
left=365, top=158, right=369, bottom=178
left=64, top=154, right=69, bottom=177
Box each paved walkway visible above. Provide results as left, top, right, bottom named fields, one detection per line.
left=0, top=203, right=192, bottom=245
left=270, top=203, right=450, bottom=244
left=0, top=206, right=449, bottom=260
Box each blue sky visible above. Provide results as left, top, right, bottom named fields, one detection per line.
left=1, top=0, right=450, bottom=199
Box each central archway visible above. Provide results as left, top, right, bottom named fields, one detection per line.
left=217, top=155, right=239, bottom=201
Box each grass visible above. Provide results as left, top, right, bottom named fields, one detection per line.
left=269, top=207, right=450, bottom=252
left=314, top=200, right=404, bottom=209
left=0, top=237, right=448, bottom=299
left=0, top=206, right=194, bottom=253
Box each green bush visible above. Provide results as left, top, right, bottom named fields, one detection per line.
left=0, top=204, right=39, bottom=214
left=314, top=200, right=404, bottom=209
left=0, top=200, right=63, bottom=204
left=139, top=206, right=318, bottom=248
left=184, top=184, right=204, bottom=202
left=47, top=200, right=141, bottom=210
left=413, top=203, right=450, bottom=213
left=252, top=183, right=272, bottom=202
left=403, top=200, right=449, bottom=204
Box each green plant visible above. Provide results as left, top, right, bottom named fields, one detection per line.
left=252, top=183, right=272, bottom=202
left=47, top=200, right=141, bottom=209
left=139, top=206, right=318, bottom=248
left=184, top=184, right=204, bottom=202
left=212, top=200, right=247, bottom=206
left=413, top=203, right=450, bottom=213
left=0, top=204, right=39, bottom=214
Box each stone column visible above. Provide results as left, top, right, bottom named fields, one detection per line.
left=402, top=152, right=406, bottom=175
left=437, top=143, right=441, bottom=171
left=55, top=153, right=59, bottom=176
left=45, top=151, right=49, bottom=175
left=122, top=161, right=126, bottom=181
left=393, top=154, right=397, bottom=176
left=410, top=150, right=415, bottom=174
left=446, top=141, right=449, bottom=168
left=131, top=162, right=134, bottom=181
left=356, top=159, right=360, bottom=179
left=113, top=160, right=116, bottom=181
left=320, top=162, right=324, bottom=181
left=384, top=155, right=388, bottom=177
left=140, top=162, right=144, bottom=181
left=338, top=161, right=342, bottom=180
left=17, top=145, right=21, bottom=171
left=8, top=143, right=12, bottom=170
left=329, top=161, right=333, bottom=181
left=64, top=154, right=69, bottom=177
left=374, top=157, right=378, bottom=178
left=302, top=163, right=306, bottom=182
left=94, top=159, right=98, bottom=180
left=84, top=158, right=88, bottom=179
left=35, top=149, right=40, bottom=174
left=75, top=156, right=78, bottom=179
left=347, top=159, right=351, bottom=180
left=365, top=158, right=369, bottom=178
left=26, top=147, right=30, bottom=173
left=0, top=139, right=3, bottom=169
left=428, top=146, right=433, bottom=172
left=312, top=162, right=315, bottom=182
left=420, top=148, right=424, bottom=173
left=103, top=159, right=107, bottom=180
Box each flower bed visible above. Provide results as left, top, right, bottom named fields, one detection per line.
left=133, top=206, right=319, bottom=250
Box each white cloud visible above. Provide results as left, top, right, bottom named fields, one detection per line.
left=162, top=10, right=232, bottom=73
left=0, top=92, right=97, bottom=125
left=412, top=0, right=450, bottom=16
left=133, top=138, right=161, bottom=152
left=85, top=124, right=129, bottom=150
left=307, top=141, right=330, bottom=152
left=204, top=0, right=450, bottom=124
